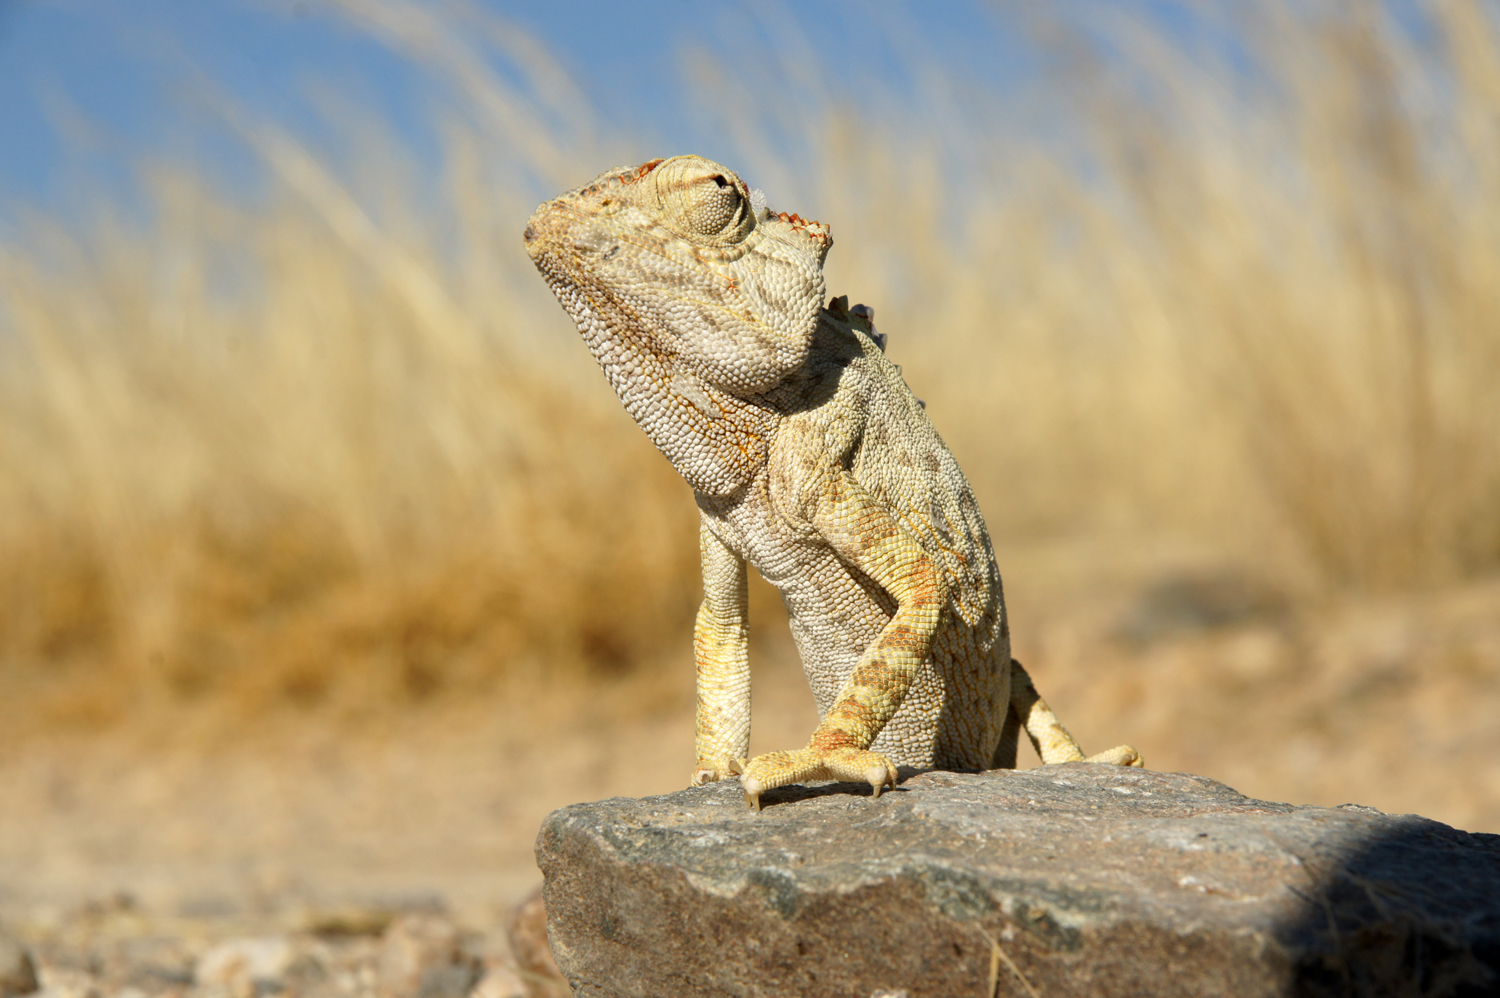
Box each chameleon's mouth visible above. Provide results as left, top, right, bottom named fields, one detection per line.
left=521, top=199, right=572, bottom=262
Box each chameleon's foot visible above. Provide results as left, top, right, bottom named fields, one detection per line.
left=690, top=758, right=744, bottom=787
left=1086, top=745, right=1145, bottom=768
left=734, top=748, right=898, bottom=811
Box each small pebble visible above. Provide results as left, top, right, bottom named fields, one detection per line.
left=195, top=937, right=296, bottom=992
left=467, top=966, right=525, bottom=998
left=378, top=915, right=467, bottom=998
left=0, top=937, right=37, bottom=998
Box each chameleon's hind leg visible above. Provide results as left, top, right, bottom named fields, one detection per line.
left=991, top=686, right=1023, bottom=770
left=1005, top=659, right=1143, bottom=768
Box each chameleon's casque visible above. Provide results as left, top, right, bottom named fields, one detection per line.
left=526, top=155, right=1140, bottom=808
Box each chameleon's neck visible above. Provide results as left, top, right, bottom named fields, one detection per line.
left=581, top=321, right=771, bottom=498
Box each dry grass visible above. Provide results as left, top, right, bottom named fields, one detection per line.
left=1, top=0, right=1498, bottom=744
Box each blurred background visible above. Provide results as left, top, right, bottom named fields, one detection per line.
left=2, top=0, right=1499, bottom=933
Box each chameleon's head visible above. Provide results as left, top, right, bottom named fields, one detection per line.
left=524, top=155, right=832, bottom=396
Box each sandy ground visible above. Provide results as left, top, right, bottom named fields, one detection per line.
left=0, top=625, right=819, bottom=936
left=3, top=569, right=1499, bottom=992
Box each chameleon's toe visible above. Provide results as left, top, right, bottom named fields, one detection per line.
left=690, top=757, right=743, bottom=787
left=736, top=747, right=897, bottom=810
left=820, top=747, right=898, bottom=796
left=736, top=750, right=794, bottom=811
left=1086, top=745, right=1144, bottom=768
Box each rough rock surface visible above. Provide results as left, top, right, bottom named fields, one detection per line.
left=536, top=765, right=1500, bottom=998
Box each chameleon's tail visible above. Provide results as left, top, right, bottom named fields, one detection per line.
left=991, top=659, right=1144, bottom=769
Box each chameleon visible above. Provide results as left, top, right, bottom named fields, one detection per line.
left=525, top=155, right=1142, bottom=810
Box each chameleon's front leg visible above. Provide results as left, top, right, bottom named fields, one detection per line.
left=690, top=517, right=752, bottom=787
left=739, top=472, right=945, bottom=810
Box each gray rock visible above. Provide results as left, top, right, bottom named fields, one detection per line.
left=536, top=766, right=1500, bottom=998
left=0, top=936, right=38, bottom=998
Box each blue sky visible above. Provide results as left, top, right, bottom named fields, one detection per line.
left=0, top=0, right=1056, bottom=226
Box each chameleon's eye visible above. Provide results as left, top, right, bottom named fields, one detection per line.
left=652, top=156, right=755, bottom=242
left=677, top=174, right=741, bottom=236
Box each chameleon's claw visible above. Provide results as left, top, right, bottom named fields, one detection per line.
left=867, top=763, right=896, bottom=799
left=735, top=760, right=767, bottom=812
left=741, top=774, right=767, bottom=811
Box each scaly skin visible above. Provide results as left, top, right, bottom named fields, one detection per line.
left=525, top=155, right=1141, bottom=809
